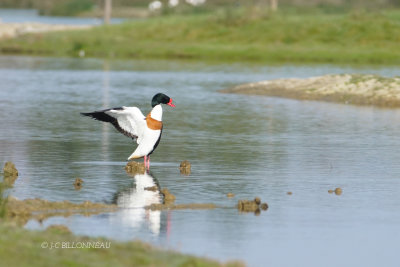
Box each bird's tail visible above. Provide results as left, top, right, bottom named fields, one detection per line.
left=128, top=151, right=143, bottom=161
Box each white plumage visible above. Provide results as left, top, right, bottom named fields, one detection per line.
left=105, top=107, right=146, bottom=143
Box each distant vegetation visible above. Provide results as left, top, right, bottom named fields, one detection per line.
left=0, top=0, right=95, bottom=16
left=45, top=0, right=94, bottom=16
left=1, top=1, right=400, bottom=64
left=1, top=8, right=400, bottom=64
left=1, top=0, right=400, bottom=17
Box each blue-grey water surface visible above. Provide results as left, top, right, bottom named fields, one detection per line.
left=1, top=56, right=400, bottom=267
left=0, top=9, right=124, bottom=25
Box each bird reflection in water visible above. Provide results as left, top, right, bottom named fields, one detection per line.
left=112, top=171, right=163, bottom=236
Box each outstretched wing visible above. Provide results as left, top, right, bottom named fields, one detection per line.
left=81, top=106, right=146, bottom=143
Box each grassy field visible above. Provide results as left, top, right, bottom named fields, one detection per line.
left=0, top=222, right=242, bottom=267
left=1, top=8, right=400, bottom=64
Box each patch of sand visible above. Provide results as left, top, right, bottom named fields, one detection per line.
left=222, top=74, right=400, bottom=108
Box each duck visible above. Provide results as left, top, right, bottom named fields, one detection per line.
left=81, top=93, right=175, bottom=169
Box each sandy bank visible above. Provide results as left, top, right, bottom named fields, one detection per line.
left=221, top=74, right=400, bottom=108
left=0, top=22, right=91, bottom=39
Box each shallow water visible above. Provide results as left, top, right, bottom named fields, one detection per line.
left=0, top=9, right=124, bottom=25
left=1, top=56, right=400, bottom=267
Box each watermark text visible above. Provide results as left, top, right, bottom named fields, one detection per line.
left=41, top=241, right=111, bottom=249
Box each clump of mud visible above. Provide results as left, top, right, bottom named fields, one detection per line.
left=146, top=203, right=216, bottom=211
left=5, top=197, right=118, bottom=225
left=3, top=161, right=18, bottom=186
left=328, top=187, right=342, bottom=195
left=226, top=192, right=235, bottom=198
left=73, top=178, right=83, bottom=190
left=46, top=224, right=71, bottom=234
left=335, top=187, right=343, bottom=195
left=3, top=161, right=18, bottom=177
left=161, top=188, right=176, bottom=204
left=125, top=161, right=145, bottom=174
left=179, top=160, right=191, bottom=175
left=237, top=197, right=268, bottom=215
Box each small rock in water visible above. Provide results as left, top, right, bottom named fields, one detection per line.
left=125, top=161, right=145, bottom=174
left=254, top=197, right=261, bottom=205
left=3, top=161, right=18, bottom=186
left=3, top=161, right=18, bottom=177
left=180, top=160, right=191, bottom=168
left=328, top=189, right=334, bottom=194
left=287, top=191, right=293, bottom=195
left=226, top=192, right=235, bottom=198
left=73, top=178, right=83, bottom=189
left=260, top=203, right=268, bottom=210
left=179, top=160, right=191, bottom=175
left=335, top=187, right=343, bottom=195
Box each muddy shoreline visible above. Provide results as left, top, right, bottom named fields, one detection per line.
left=221, top=74, right=400, bottom=108
left=5, top=197, right=118, bottom=225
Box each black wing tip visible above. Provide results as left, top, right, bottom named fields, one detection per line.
left=81, top=108, right=138, bottom=140
left=80, top=107, right=122, bottom=117
left=80, top=110, right=116, bottom=124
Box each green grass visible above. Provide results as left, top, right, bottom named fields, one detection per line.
left=1, top=8, right=400, bottom=64
left=0, top=182, right=6, bottom=218
left=0, top=222, right=242, bottom=267
left=46, top=0, right=94, bottom=16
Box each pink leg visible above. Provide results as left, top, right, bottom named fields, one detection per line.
left=144, top=155, right=147, bottom=169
